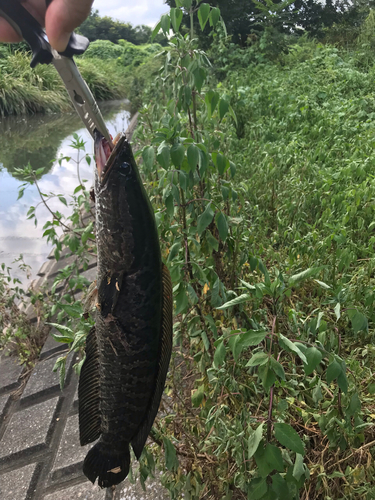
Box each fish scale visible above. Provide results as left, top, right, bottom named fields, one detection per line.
left=78, top=133, right=173, bottom=488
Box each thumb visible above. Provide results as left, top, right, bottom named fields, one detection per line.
left=45, top=0, right=94, bottom=52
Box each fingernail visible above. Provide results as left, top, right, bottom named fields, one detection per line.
left=53, top=32, right=71, bottom=52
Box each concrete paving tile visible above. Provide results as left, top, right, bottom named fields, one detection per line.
left=21, top=354, right=66, bottom=402
left=116, top=473, right=169, bottom=500
left=0, top=397, right=60, bottom=461
left=80, top=266, right=97, bottom=284
left=0, top=463, right=37, bottom=500
left=43, top=481, right=105, bottom=500
left=39, top=331, right=68, bottom=360
left=52, top=414, right=93, bottom=473
left=0, top=394, right=9, bottom=421
left=0, top=354, right=24, bottom=395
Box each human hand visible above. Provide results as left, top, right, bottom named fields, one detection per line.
left=0, top=0, right=94, bottom=52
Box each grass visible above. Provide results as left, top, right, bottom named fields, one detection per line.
left=0, top=40, right=160, bottom=116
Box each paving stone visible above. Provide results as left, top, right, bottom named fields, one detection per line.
left=43, top=481, right=105, bottom=500
left=21, top=354, right=67, bottom=403
left=0, top=354, right=24, bottom=395
left=0, top=463, right=38, bottom=500
left=39, top=330, right=67, bottom=360
left=51, top=413, right=93, bottom=477
left=80, top=265, right=97, bottom=284
left=0, top=397, right=60, bottom=461
left=0, top=394, right=9, bottom=422
left=37, top=259, right=55, bottom=278
left=116, top=473, right=169, bottom=500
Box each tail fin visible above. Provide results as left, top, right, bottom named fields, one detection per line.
left=83, top=442, right=130, bottom=488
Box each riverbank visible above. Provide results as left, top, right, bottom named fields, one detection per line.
left=0, top=40, right=161, bottom=117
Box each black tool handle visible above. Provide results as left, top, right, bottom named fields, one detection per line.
left=0, top=0, right=89, bottom=67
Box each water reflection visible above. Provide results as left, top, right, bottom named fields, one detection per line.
left=0, top=100, right=131, bottom=286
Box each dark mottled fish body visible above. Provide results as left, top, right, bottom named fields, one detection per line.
left=78, top=134, right=173, bottom=488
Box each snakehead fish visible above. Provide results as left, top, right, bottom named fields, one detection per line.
left=78, top=132, right=173, bottom=488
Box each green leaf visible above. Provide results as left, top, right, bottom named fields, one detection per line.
left=59, top=358, right=66, bottom=390
left=326, top=359, right=342, bottom=384
left=274, top=423, right=305, bottom=455
left=163, top=438, right=178, bottom=471
left=219, top=98, right=230, bottom=120
left=248, top=423, right=264, bottom=459
left=270, top=357, right=286, bottom=381
left=187, top=144, right=199, bottom=172
left=170, top=144, right=185, bottom=167
left=47, top=323, right=74, bottom=339
left=142, top=146, right=155, bottom=172
left=160, top=14, right=171, bottom=35
left=197, top=203, right=214, bottom=235
left=337, top=370, right=348, bottom=394
left=314, top=279, right=331, bottom=289
left=151, top=21, right=162, bottom=41
left=347, top=392, right=361, bottom=417
left=238, top=330, right=267, bottom=348
left=258, top=362, right=276, bottom=391
left=215, top=211, right=228, bottom=242
left=293, top=454, right=305, bottom=481
left=82, top=222, right=94, bottom=244
left=248, top=477, right=267, bottom=500
left=246, top=352, right=268, bottom=367
left=175, top=285, right=188, bottom=315
left=210, top=7, right=220, bottom=27
left=50, top=334, right=73, bottom=344
left=198, top=3, right=211, bottom=31
left=205, top=90, right=220, bottom=118
left=18, top=188, right=25, bottom=200
left=228, top=334, right=241, bottom=362
left=288, top=267, right=322, bottom=286
left=214, top=340, right=226, bottom=368
left=216, top=294, right=251, bottom=310
left=191, top=385, right=204, bottom=407
left=215, top=153, right=227, bottom=175
left=193, top=67, right=206, bottom=93
left=303, top=347, right=322, bottom=375
left=165, top=194, right=174, bottom=218
left=170, top=7, right=183, bottom=32
left=206, top=229, right=219, bottom=252
left=157, top=145, right=170, bottom=169
left=59, top=303, right=82, bottom=319
left=168, top=242, right=181, bottom=262
left=272, top=473, right=290, bottom=497
left=255, top=443, right=284, bottom=477
left=279, top=334, right=307, bottom=364
left=347, top=309, right=368, bottom=333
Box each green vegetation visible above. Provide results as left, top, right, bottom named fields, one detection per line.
left=0, top=38, right=161, bottom=116
left=4, top=1, right=375, bottom=499
left=78, top=8, right=167, bottom=46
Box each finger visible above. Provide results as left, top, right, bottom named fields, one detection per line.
left=0, top=17, right=22, bottom=43
left=45, top=0, right=94, bottom=52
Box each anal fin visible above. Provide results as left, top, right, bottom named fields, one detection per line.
left=79, top=326, right=101, bottom=445
left=131, top=263, right=173, bottom=459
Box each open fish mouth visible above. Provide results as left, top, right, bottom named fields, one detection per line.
left=94, top=130, right=125, bottom=182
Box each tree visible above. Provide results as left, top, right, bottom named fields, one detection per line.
left=164, top=0, right=373, bottom=44
left=78, top=9, right=168, bottom=45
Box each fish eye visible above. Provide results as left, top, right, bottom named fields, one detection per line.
left=119, top=162, right=132, bottom=176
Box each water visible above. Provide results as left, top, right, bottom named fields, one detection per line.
left=0, top=100, right=131, bottom=287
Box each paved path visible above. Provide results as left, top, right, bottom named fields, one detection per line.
left=0, top=115, right=169, bottom=500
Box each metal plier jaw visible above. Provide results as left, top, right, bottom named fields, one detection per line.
left=0, top=0, right=113, bottom=147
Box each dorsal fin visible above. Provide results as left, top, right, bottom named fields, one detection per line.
left=131, top=263, right=173, bottom=459
left=79, top=326, right=102, bottom=446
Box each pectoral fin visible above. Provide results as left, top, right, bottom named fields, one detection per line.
left=79, top=326, right=101, bottom=445
left=131, top=264, right=173, bottom=459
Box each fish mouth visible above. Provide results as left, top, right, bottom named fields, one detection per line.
left=94, top=131, right=125, bottom=183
